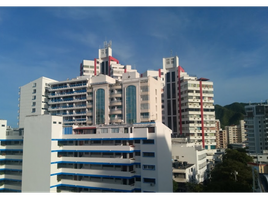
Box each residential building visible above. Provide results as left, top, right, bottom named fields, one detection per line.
left=143, top=56, right=216, bottom=152
left=171, top=138, right=207, bottom=184
left=215, top=120, right=228, bottom=149
left=21, top=115, right=172, bottom=192
left=226, top=120, right=246, bottom=144
left=0, top=119, right=23, bottom=192
left=80, top=41, right=137, bottom=80
left=18, top=76, right=57, bottom=128
left=47, top=71, right=162, bottom=127
left=244, top=103, right=268, bottom=154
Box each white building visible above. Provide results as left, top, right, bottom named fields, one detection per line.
left=0, top=119, right=23, bottom=192
left=18, top=76, right=57, bottom=128
left=142, top=56, right=216, bottom=153
left=47, top=71, right=162, bottom=127
left=80, top=41, right=137, bottom=81
left=245, top=103, right=268, bottom=154
left=171, top=138, right=207, bottom=184
left=22, top=115, right=172, bottom=192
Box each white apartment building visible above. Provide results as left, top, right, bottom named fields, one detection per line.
left=80, top=41, right=137, bottom=81
left=47, top=71, right=162, bottom=127
left=171, top=138, right=207, bottom=184
left=142, top=56, right=216, bottom=152
left=18, top=76, right=57, bottom=128
left=245, top=103, right=268, bottom=154
left=0, top=119, right=23, bottom=192
left=22, top=115, right=172, bottom=192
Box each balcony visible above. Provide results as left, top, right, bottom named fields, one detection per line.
left=110, top=109, right=122, bottom=114
left=110, top=92, right=122, bottom=98
left=87, top=95, right=93, bottom=100
left=86, top=103, right=93, bottom=108
left=110, top=101, right=122, bottom=106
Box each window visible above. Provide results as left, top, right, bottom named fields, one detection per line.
left=111, top=128, right=119, bottom=133
left=135, top=152, right=140, bottom=156
left=32, top=96, right=36, bottom=100
left=143, top=152, right=155, bottom=157
left=126, top=85, right=137, bottom=124
left=143, top=140, right=154, bottom=144
left=33, top=89, right=36, bottom=94
left=33, top=83, right=36, bottom=87
left=143, top=178, right=155, bottom=184
left=32, top=102, right=36, bottom=106
left=143, top=165, right=155, bottom=170
left=58, top=122, right=62, bottom=124
left=53, top=121, right=57, bottom=124
left=134, top=140, right=140, bottom=144
left=101, top=128, right=108, bottom=133
left=148, top=127, right=155, bottom=133
left=124, top=128, right=128, bottom=133
left=96, top=89, right=105, bottom=124
left=32, top=108, right=36, bottom=113
left=1, top=124, right=5, bottom=127
left=135, top=164, right=141, bottom=168
left=136, top=177, right=141, bottom=181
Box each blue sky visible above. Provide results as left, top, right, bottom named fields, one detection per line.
left=1, top=7, right=268, bottom=127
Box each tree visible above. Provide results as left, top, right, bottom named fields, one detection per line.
left=205, top=149, right=253, bottom=192
left=185, top=182, right=204, bottom=192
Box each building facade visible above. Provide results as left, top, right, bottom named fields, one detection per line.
left=80, top=41, right=137, bottom=81
left=21, top=115, right=172, bottom=192
left=18, top=76, right=57, bottom=128
left=171, top=138, right=207, bottom=184
left=142, top=56, right=216, bottom=152
left=47, top=72, right=162, bottom=127
left=0, top=119, right=23, bottom=192
left=245, top=104, right=268, bottom=154
left=215, top=120, right=228, bottom=149
left=225, top=120, right=246, bottom=144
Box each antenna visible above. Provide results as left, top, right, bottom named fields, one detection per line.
left=170, top=50, right=173, bottom=56
left=108, top=40, right=112, bottom=47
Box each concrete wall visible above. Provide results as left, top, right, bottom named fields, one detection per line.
left=22, top=115, right=62, bottom=192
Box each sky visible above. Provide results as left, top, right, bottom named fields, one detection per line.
left=1, top=6, right=268, bottom=128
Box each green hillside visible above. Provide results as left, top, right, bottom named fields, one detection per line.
left=215, top=102, right=249, bottom=129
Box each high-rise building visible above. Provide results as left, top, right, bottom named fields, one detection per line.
left=80, top=41, right=137, bottom=80
left=47, top=71, right=162, bottom=127
left=0, top=119, right=23, bottom=192
left=18, top=77, right=57, bottom=128
left=225, top=120, right=246, bottom=144
left=245, top=103, right=268, bottom=154
left=21, top=115, right=172, bottom=192
left=143, top=56, right=216, bottom=152
left=215, top=120, right=228, bottom=149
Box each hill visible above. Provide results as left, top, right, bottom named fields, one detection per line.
left=215, top=102, right=250, bottom=129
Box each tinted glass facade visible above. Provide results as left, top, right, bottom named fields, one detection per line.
left=126, top=85, right=136, bottom=124
left=96, top=89, right=105, bottom=124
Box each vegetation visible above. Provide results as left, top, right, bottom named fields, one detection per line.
left=173, top=180, right=178, bottom=192
left=215, top=102, right=248, bottom=129
left=185, top=149, right=253, bottom=192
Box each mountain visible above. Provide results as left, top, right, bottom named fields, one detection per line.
left=214, top=102, right=249, bottom=129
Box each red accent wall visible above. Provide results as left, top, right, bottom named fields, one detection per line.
left=199, top=81, right=205, bottom=148
left=158, top=69, right=161, bottom=78
left=124, top=67, right=127, bottom=73
left=108, top=56, right=119, bottom=76
left=94, top=59, right=97, bottom=75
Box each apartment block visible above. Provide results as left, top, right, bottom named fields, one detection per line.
left=80, top=41, right=137, bottom=81
left=245, top=104, right=268, bottom=154
left=142, top=56, right=216, bottom=152
left=171, top=138, right=207, bottom=184
left=21, top=115, right=172, bottom=192
left=226, top=120, right=246, bottom=144
left=215, top=120, right=228, bottom=149
left=47, top=72, right=162, bottom=127
left=18, top=76, right=57, bottom=128
left=0, top=119, right=23, bottom=192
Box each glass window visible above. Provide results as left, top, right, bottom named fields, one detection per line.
left=101, top=128, right=108, bottom=133
left=143, top=139, right=154, bottom=144
left=96, top=89, right=105, bottom=124
left=111, top=128, right=119, bottom=133
left=143, top=152, right=155, bottom=157
left=126, top=85, right=136, bottom=124
left=143, top=165, right=155, bottom=170
left=148, top=127, right=155, bottom=133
